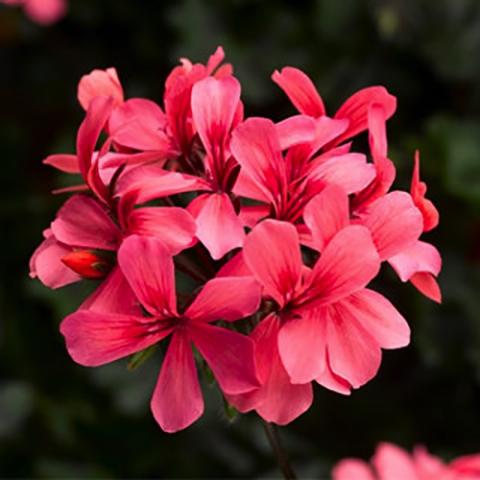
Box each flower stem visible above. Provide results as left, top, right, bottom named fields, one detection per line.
left=260, top=419, right=297, bottom=479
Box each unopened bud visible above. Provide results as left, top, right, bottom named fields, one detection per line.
left=61, top=250, right=112, bottom=279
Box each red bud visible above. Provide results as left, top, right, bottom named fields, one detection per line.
left=61, top=250, right=112, bottom=279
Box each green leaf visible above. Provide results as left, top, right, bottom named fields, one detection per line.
left=222, top=397, right=238, bottom=423
left=127, top=345, right=157, bottom=371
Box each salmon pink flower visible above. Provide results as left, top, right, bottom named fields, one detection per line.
left=228, top=218, right=409, bottom=424
left=305, top=181, right=442, bottom=303
left=164, top=46, right=232, bottom=157
left=60, top=235, right=261, bottom=432
left=333, top=442, right=480, bottom=480
left=30, top=193, right=196, bottom=313
left=1, top=0, right=66, bottom=25
left=185, top=75, right=246, bottom=259
left=78, top=68, right=178, bottom=163
left=231, top=116, right=374, bottom=227
left=30, top=46, right=443, bottom=440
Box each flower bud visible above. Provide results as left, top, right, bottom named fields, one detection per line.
left=61, top=250, right=112, bottom=279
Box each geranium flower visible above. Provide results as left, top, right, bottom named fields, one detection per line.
left=231, top=116, right=374, bottom=226
left=333, top=442, right=480, bottom=480
left=228, top=218, right=409, bottom=424
left=29, top=192, right=196, bottom=314
left=1, top=0, right=66, bottom=25
left=60, top=235, right=261, bottom=432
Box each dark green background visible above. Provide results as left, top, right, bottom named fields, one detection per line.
left=1, top=0, right=480, bottom=478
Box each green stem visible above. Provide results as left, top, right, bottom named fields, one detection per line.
left=260, top=419, right=297, bottom=479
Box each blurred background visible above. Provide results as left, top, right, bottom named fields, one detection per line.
left=1, top=0, right=480, bottom=478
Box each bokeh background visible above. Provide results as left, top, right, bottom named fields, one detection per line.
left=1, top=0, right=480, bottom=478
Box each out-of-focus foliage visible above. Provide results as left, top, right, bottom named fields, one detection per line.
left=1, top=0, right=480, bottom=477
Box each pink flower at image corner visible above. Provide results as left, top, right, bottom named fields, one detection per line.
left=1, top=0, right=66, bottom=26
left=332, top=442, right=480, bottom=480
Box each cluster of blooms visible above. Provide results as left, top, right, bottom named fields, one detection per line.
left=333, top=442, right=480, bottom=480
left=1, top=0, right=66, bottom=25
left=30, top=47, right=442, bottom=433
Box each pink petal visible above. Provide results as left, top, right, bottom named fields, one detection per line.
left=118, top=235, right=177, bottom=317
left=304, top=116, right=350, bottom=158
left=115, top=163, right=209, bottom=204
left=360, top=192, right=424, bottom=260
left=127, top=206, right=196, bottom=254
left=326, top=302, right=382, bottom=388
left=307, top=153, right=376, bottom=194
left=50, top=194, right=121, bottom=250
left=80, top=266, right=142, bottom=316
left=188, top=192, right=245, bottom=260
left=189, top=322, right=259, bottom=394
left=315, top=358, right=352, bottom=395
left=78, top=67, right=123, bottom=111
left=111, top=119, right=172, bottom=155
left=231, top=117, right=287, bottom=206
left=43, top=154, right=79, bottom=173
left=303, top=185, right=350, bottom=251
left=216, top=251, right=252, bottom=277
left=30, top=236, right=80, bottom=289
left=389, top=241, right=442, bottom=282
left=302, top=226, right=380, bottom=308
left=76, top=95, right=113, bottom=183
left=353, top=157, right=396, bottom=211
left=275, top=115, right=316, bottom=150
left=109, top=98, right=173, bottom=153
left=229, top=314, right=313, bottom=425
left=109, top=98, right=166, bottom=132
left=410, top=273, right=442, bottom=303
left=151, top=330, right=204, bottom=433
left=233, top=169, right=271, bottom=203
left=60, top=310, right=171, bottom=367
left=243, top=220, right=302, bottom=308
left=185, top=276, right=261, bottom=323
left=333, top=86, right=397, bottom=145
left=413, top=446, right=449, bottom=478
left=239, top=204, right=270, bottom=229
left=372, top=442, right=418, bottom=480
left=272, top=67, right=326, bottom=117
left=341, top=289, right=410, bottom=349
left=449, top=453, right=480, bottom=476
left=278, top=310, right=328, bottom=384
left=101, top=150, right=167, bottom=169
left=191, top=75, right=241, bottom=157
left=411, top=150, right=439, bottom=232
left=254, top=315, right=313, bottom=424
left=205, top=46, right=225, bottom=72
left=164, top=67, right=200, bottom=155
left=369, top=103, right=388, bottom=161
left=23, top=0, right=66, bottom=25
left=332, top=459, right=376, bottom=480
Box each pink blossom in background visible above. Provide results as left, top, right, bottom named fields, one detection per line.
left=333, top=442, right=480, bottom=480
left=1, top=0, right=66, bottom=25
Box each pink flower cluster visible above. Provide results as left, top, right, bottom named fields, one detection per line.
left=1, top=0, right=66, bottom=25
left=333, top=442, right=480, bottom=480
left=30, top=47, right=441, bottom=433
